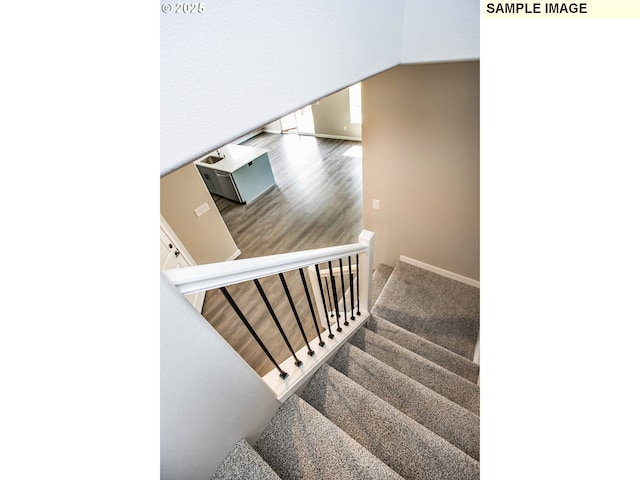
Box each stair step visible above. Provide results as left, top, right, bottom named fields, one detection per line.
left=371, top=264, right=394, bottom=305
left=301, top=364, right=480, bottom=479
left=366, top=315, right=479, bottom=383
left=254, top=394, right=403, bottom=480
left=212, top=438, right=282, bottom=480
left=350, top=328, right=480, bottom=415
left=330, top=343, right=480, bottom=460
left=372, top=261, right=479, bottom=359
left=213, top=258, right=482, bottom=478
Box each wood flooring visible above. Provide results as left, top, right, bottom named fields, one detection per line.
left=201, top=133, right=363, bottom=376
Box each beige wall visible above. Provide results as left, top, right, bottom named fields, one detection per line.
left=362, top=61, right=479, bottom=280
left=160, top=163, right=238, bottom=265
left=311, top=87, right=362, bottom=140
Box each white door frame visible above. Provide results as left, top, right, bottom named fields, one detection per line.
left=160, top=215, right=206, bottom=313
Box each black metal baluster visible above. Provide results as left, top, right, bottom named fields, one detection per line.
left=328, top=260, right=342, bottom=332
left=254, top=279, right=303, bottom=367
left=315, top=264, right=334, bottom=339
left=348, top=256, right=355, bottom=320
left=324, top=277, right=335, bottom=317
left=328, top=266, right=339, bottom=318
left=356, top=254, right=361, bottom=315
left=279, top=273, right=314, bottom=357
left=220, top=286, right=288, bottom=378
left=299, top=268, right=325, bottom=347
left=338, top=258, right=349, bottom=326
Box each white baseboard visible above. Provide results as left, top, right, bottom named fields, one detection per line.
left=312, top=133, right=362, bottom=142
left=400, top=255, right=480, bottom=379
left=226, top=249, right=241, bottom=261
left=261, top=130, right=361, bottom=142
left=473, top=331, right=480, bottom=366
left=233, top=129, right=263, bottom=143
left=398, top=255, right=480, bottom=288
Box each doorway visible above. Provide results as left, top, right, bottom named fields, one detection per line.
left=279, top=105, right=315, bottom=135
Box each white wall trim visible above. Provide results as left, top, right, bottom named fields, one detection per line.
left=230, top=129, right=263, bottom=144
left=259, top=129, right=360, bottom=141
left=398, top=255, right=480, bottom=288
left=262, top=127, right=282, bottom=134
left=474, top=330, right=480, bottom=386
left=311, top=133, right=362, bottom=142
left=161, top=215, right=206, bottom=313
left=226, top=249, right=241, bottom=261
left=473, top=330, right=480, bottom=366
left=161, top=215, right=199, bottom=266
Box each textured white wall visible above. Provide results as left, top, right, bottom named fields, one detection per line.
left=401, top=0, right=479, bottom=63
left=161, top=0, right=404, bottom=175
left=160, top=3, right=481, bottom=478
left=160, top=275, right=281, bottom=480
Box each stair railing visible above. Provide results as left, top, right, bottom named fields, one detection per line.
left=163, top=230, right=375, bottom=400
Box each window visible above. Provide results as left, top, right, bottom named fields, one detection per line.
left=349, top=83, right=362, bottom=124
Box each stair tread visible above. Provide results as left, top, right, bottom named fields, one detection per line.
left=254, top=394, right=403, bottom=480
left=372, top=261, right=479, bottom=360
left=350, top=328, right=480, bottom=415
left=212, top=438, right=282, bottom=480
left=371, top=264, right=394, bottom=305
left=367, top=315, right=479, bottom=383
left=217, top=259, right=482, bottom=479
left=302, top=363, right=480, bottom=477
left=330, top=342, right=479, bottom=460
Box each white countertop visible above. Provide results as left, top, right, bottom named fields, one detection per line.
left=195, top=144, right=269, bottom=173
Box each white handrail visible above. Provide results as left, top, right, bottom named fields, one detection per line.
left=164, top=237, right=369, bottom=295
left=164, top=229, right=375, bottom=401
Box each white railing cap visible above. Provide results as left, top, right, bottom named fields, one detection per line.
left=164, top=241, right=368, bottom=295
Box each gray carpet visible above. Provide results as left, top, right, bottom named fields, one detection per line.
left=372, top=261, right=480, bottom=360
left=254, top=394, right=403, bottom=480
left=211, top=258, right=481, bottom=479
left=366, top=315, right=479, bottom=383
left=301, top=363, right=480, bottom=478
left=350, top=328, right=480, bottom=414
left=212, top=438, right=282, bottom=480
left=330, top=342, right=480, bottom=460
left=371, top=264, right=394, bottom=305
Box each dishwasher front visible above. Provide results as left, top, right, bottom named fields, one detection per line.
left=214, top=170, right=243, bottom=203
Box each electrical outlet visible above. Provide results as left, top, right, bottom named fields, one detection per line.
left=194, top=203, right=210, bottom=217
left=373, top=199, right=380, bottom=210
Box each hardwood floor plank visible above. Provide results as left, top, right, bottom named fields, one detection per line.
left=201, top=133, right=363, bottom=376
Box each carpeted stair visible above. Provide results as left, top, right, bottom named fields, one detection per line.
left=212, top=261, right=480, bottom=479
left=212, top=439, right=281, bottom=480
left=366, top=315, right=479, bottom=383
left=372, top=261, right=480, bottom=360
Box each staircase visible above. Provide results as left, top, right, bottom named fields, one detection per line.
left=212, top=260, right=480, bottom=480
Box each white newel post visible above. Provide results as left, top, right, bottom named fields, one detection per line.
left=307, top=230, right=375, bottom=329
left=358, top=230, right=375, bottom=313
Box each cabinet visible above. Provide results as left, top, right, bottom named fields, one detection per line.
left=195, top=144, right=276, bottom=204
left=196, top=166, right=221, bottom=195
left=230, top=152, right=275, bottom=203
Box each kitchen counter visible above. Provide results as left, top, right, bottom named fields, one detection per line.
left=196, top=144, right=269, bottom=174
left=195, top=143, right=276, bottom=204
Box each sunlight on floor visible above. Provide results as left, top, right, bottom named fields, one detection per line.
left=343, top=145, right=362, bottom=158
